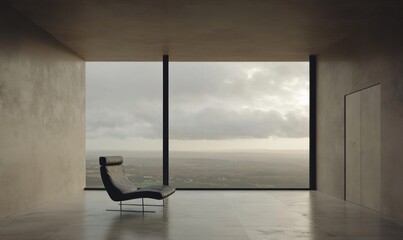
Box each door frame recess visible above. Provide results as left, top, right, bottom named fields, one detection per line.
left=344, top=83, right=381, bottom=200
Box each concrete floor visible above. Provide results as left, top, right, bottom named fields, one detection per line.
left=1, top=191, right=403, bottom=240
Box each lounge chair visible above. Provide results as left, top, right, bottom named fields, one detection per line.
left=99, top=156, right=175, bottom=213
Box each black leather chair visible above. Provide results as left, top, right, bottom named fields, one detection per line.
left=99, top=156, right=175, bottom=213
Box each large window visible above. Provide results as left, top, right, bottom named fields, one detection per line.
left=86, top=61, right=309, bottom=189
left=170, top=62, right=309, bottom=188
left=86, top=62, right=162, bottom=188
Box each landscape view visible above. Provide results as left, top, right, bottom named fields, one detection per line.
left=86, top=149, right=309, bottom=188
left=86, top=62, right=310, bottom=189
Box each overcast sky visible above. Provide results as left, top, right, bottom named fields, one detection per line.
left=86, top=62, right=309, bottom=151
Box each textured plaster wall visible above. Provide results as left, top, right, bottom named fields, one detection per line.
left=317, top=21, right=403, bottom=218
left=0, top=4, right=85, bottom=217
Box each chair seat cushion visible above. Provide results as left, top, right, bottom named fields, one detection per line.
left=120, top=185, right=176, bottom=201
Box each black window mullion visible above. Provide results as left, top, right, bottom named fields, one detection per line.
left=309, top=55, right=317, bottom=190
left=163, top=55, right=169, bottom=185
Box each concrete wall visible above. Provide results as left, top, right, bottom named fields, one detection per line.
left=317, top=20, right=403, bottom=218
left=0, top=4, right=85, bottom=217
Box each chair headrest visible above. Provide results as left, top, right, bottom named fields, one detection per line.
left=99, top=156, right=123, bottom=166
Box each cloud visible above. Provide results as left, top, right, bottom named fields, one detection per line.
left=169, top=62, right=309, bottom=114
left=86, top=62, right=309, bottom=141
left=86, top=100, right=162, bottom=139
left=170, top=107, right=308, bottom=140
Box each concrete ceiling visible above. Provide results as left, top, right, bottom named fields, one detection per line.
left=6, top=0, right=403, bottom=61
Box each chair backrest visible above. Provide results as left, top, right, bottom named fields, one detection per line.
left=99, top=156, right=137, bottom=201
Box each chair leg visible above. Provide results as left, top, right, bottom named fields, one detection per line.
left=119, top=198, right=165, bottom=207
left=106, top=199, right=155, bottom=213
left=106, top=209, right=155, bottom=213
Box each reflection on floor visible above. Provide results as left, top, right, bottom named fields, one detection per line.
left=1, top=191, right=403, bottom=239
